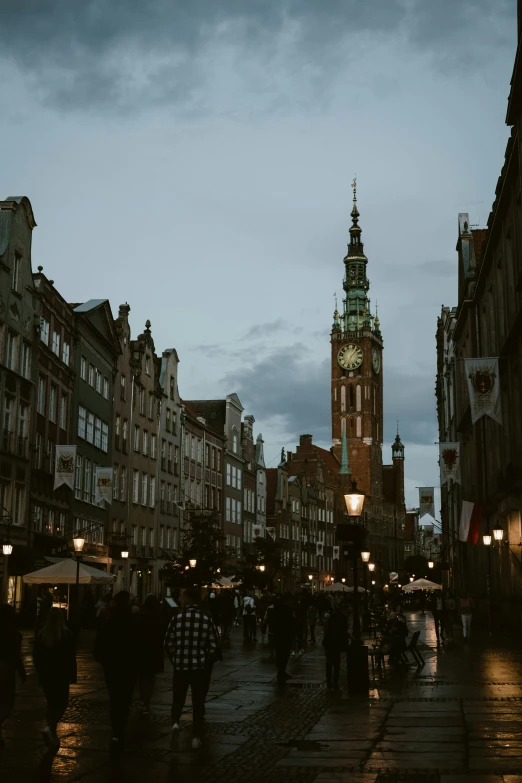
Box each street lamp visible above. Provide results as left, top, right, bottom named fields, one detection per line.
left=361, top=550, right=370, bottom=563
left=493, top=526, right=504, bottom=542
left=409, top=576, right=414, bottom=582
left=428, top=560, right=434, bottom=569
left=343, top=480, right=366, bottom=638
left=341, top=577, right=346, bottom=583
left=483, top=534, right=492, bottom=547
left=258, top=565, right=266, bottom=572
left=368, top=563, right=375, bottom=573
left=189, top=559, right=197, bottom=568
left=121, top=549, right=129, bottom=559
left=73, top=534, right=85, bottom=621
left=308, top=573, right=313, bottom=581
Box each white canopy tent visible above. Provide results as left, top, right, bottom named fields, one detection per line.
left=324, top=582, right=368, bottom=593
left=23, top=559, right=115, bottom=618
left=403, top=577, right=442, bottom=591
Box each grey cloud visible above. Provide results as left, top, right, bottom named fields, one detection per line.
left=0, top=0, right=514, bottom=112
left=241, top=319, right=293, bottom=340
left=222, top=342, right=437, bottom=450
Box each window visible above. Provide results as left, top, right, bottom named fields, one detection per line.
left=142, top=430, right=148, bottom=456
left=86, top=412, right=94, bottom=443
left=95, top=369, right=102, bottom=394
left=141, top=527, right=146, bottom=546
left=145, top=357, right=151, bottom=375
left=12, top=253, right=20, bottom=291
left=6, top=331, right=18, bottom=371
left=141, top=473, right=148, bottom=506
left=170, top=377, right=175, bottom=400
left=172, top=411, right=177, bottom=434
left=113, top=466, right=119, bottom=500
left=62, top=341, right=70, bottom=366
left=197, top=439, right=203, bottom=464
left=101, top=422, right=108, bottom=453
left=232, top=432, right=238, bottom=453
left=231, top=498, right=237, bottom=523
left=132, top=525, right=138, bottom=545
left=115, top=414, right=120, bottom=437
left=191, top=436, right=196, bottom=460
left=237, top=469, right=242, bottom=491
left=49, top=385, right=57, bottom=423
left=35, top=431, right=42, bottom=469
left=37, top=377, right=46, bottom=414
left=21, top=343, right=31, bottom=379
left=80, top=356, right=87, bottom=380
left=40, top=317, right=49, bottom=345
left=88, top=364, right=95, bottom=387
left=78, top=406, right=86, bottom=439
left=166, top=526, right=171, bottom=549
left=59, top=395, right=67, bottom=430
left=13, top=485, right=24, bottom=525
left=226, top=497, right=231, bottom=522
left=237, top=500, right=242, bottom=522
left=151, top=434, right=157, bottom=459
left=84, top=459, right=91, bottom=502
left=211, top=448, right=216, bottom=470
left=226, top=464, right=231, bottom=486
left=134, top=425, right=140, bottom=451
left=75, top=455, right=83, bottom=499
left=166, top=408, right=171, bottom=432
left=133, top=470, right=139, bottom=503
left=102, top=377, right=109, bottom=400
left=217, top=451, right=221, bottom=472
left=150, top=476, right=156, bottom=508
left=185, top=434, right=190, bottom=457
left=139, top=388, right=145, bottom=415
left=52, top=330, right=61, bottom=356
left=149, top=528, right=154, bottom=548
left=18, top=403, right=26, bottom=440
left=160, top=526, right=165, bottom=548
left=120, top=466, right=126, bottom=501
left=148, top=394, right=153, bottom=419
left=120, top=375, right=126, bottom=400
left=94, top=417, right=101, bottom=449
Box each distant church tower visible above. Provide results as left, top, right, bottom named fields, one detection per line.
left=331, top=180, right=384, bottom=499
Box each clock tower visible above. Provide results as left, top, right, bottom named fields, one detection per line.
left=331, top=180, right=383, bottom=498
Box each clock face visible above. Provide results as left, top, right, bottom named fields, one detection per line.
left=372, top=347, right=381, bottom=374
left=338, top=344, right=363, bottom=370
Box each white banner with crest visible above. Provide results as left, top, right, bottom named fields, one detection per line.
left=252, top=523, right=265, bottom=539
left=54, top=445, right=77, bottom=490
left=95, top=467, right=113, bottom=505
left=418, top=487, right=435, bottom=519
left=439, top=442, right=461, bottom=485
left=465, top=357, right=502, bottom=424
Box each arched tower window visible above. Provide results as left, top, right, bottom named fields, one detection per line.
left=340, top=385, right=346, bottom=412
left=356, top=416, right=362, bottom=437
left=356, top=384, right=361, bottom=412
left=349, top=385, right=354, bottom=410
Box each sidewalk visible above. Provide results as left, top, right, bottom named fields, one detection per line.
left=1, top=611, right=521, bottom=782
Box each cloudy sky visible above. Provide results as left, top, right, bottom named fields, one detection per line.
left=1, top=1, right=517, bottom=510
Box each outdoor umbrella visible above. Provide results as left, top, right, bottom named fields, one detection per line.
left=324, top=582, right=367, bottom=593
left=403, top=578, right=442, bottom=591
left=23, top=558, right=115, bottom=618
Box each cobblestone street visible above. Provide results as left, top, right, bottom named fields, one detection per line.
left=2, top=612, right=522, bottom=783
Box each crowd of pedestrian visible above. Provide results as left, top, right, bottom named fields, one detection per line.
left=0, top=583, right=479, bottom=757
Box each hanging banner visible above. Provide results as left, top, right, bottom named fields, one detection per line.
left=465, top=357, right=502, bottom=424
left=95, top=467, right=113, bottom=505
left=252, top=523, right=265, bottom=539
left=459, top=501, right=484, bottom=544
left=439, top=442, right=461, bottom=485
left=266, top=527, right=276, bottom=540
left=316, top=541, right=324, bottom=557
left=53, top=445, right=77, bottom=490
left=333, top=545, right=340, bottom=560
left=418, top=487, right=435, bottom=519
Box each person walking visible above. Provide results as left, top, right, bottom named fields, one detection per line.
left=93, top=591, right=139, bottom=753
left=273, top=594, right=296, bottom=684
left=307, top=601, right=318, bottom=644
left=459, top=591, right=474, bottom=641
left=242, top=593, right=257, bottom=643
left=165, top=587, right=221, bottom=751
left=444, top=590, right=456, bottom=642
left=33, top=608, right=77, bottom=750
left=233, top=590, right=242, bottom=627
left=322, top=603, right=349, bottom=691
left=430, top=591, right=445, bottom=646
left=0, top=605, right=26, bottom=751
left=220, top=591, right=235, bottom=643
left=136, top=594, right=165, bottom=716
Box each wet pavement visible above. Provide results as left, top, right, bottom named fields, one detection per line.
left=1, top=611, right=522, bottom=783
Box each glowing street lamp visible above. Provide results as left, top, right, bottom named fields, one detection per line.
left=361, top=550, right=370, bottom=563
left=344, top=480, right=365, bottom=517
left=368, top=563, right=375, bottom=572
left=73, top=535, right=85, bottom=553
left=2, top=540, right=13, bottom=556
left=121, top=549, right=129, bottom=559
left=493, top=526, right=504, bottom=542
left=428, top=560, right=434, bottom=569
left=341, top=577, right=346, bottom=583
left=483, top=534, right=492, bottom=547
left=189, top=559, right=197, bottom=568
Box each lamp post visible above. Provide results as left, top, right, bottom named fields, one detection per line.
left=73, top=534, right=85, bottom=615
left=344, top=480, right=366, bottom=638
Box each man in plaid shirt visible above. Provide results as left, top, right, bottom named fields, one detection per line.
left=164, top=587, right=221, bottom=750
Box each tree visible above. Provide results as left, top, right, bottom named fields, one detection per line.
left=235, top=536, right=281, bottom=591
left=162, top=511, right=236, bottom=588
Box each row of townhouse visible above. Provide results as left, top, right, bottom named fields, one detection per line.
left=0, top=196, right=267, bottom=613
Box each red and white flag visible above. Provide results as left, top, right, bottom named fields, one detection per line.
left=459, top=501, right=484, bottom=544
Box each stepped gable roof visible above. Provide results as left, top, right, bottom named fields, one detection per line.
left=184, top=399, right=226, bottom=435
